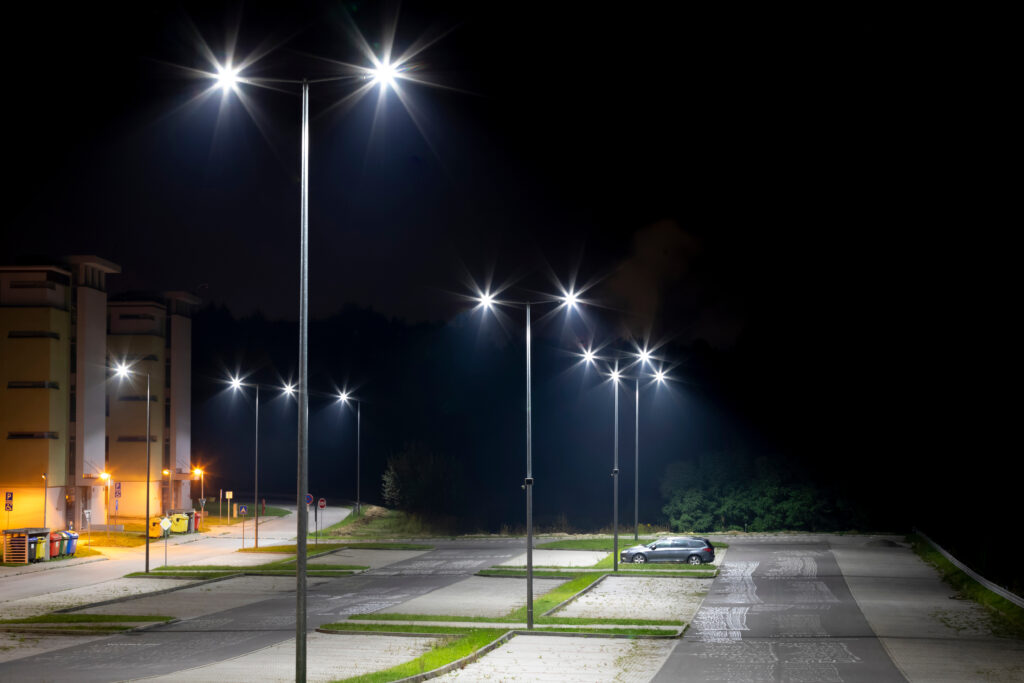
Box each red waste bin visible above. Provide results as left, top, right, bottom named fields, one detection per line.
left=49, top=532, right=62, bottom=558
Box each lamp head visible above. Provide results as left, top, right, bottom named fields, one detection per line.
left=638, top=348, right=652, bottom=365
left=653, top=369, right=667, bottom=383
left=99, top=472, right=110, bottom=481
left=581, top=347, right=597, bottom=365
left=229, top=376, right=243, bottom=391
left=114, top=362, right=130, bottom=380
left=477, top=291, right=495, bottom=310
left=193, top=468, right=203, bottom=476
left=338, top=391, right=350, bottom=403
left=283, top=383, right=295, bottom=396
left=216, top=63, right=239, bottom=91
left=562, top=289, right=580, bottom=309
left=369, top=60, right=399, bottom=90
left=162, top=469, right=171, bottom=476
left=610, top=368, right=622, bottom=383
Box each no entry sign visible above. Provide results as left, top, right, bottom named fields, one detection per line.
left=318, top=498, right=326, bottom=509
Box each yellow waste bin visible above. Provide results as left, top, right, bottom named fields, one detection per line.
left=170, top=513, right=189, bottom=533
left=148, top=517, right=165, bottom=538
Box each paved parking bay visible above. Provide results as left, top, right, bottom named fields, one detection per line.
left=386, top=575, right=567, bottom=617
left=498, top=549, right=609, bottom=567
left=554, top=576, right=710, bottom=622
left=309, top=548, right=430, bottom=569
left=434, top=634, right=676, bottom=682
left=143, top=632, right=442, bottom=682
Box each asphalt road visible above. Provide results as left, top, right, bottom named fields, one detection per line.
left=653, top=539, right=907, bottom=682
left=0, top=539, right=523, bottom=682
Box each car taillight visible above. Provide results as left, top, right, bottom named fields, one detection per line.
left=703, top=547, right=712, bottom=552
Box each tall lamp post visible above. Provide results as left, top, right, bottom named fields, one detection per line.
left=475, top=287, right=580, bottom=629
left=338, top=392, right=362, bottom=515
left=208, top=54, right=405, bottom=683
left=114, top=362, right=152, bottom=573
left=229, top=377, right=263, bottom=548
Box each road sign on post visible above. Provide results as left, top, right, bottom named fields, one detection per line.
left=160, top=517, right=172, bottom=567
left=318, top=498, right=326, bottom=510
left=239, top=505, right=248, bottom=549
left=114, top=482, right=122, bottom=498
left=304, top=493, right=313, bottom=506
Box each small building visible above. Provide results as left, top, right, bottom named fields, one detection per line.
left=0, top=256, right=198, bottom=530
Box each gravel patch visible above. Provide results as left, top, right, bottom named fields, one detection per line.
left=309, top=548, right=429, bottom=569
left=0, top=632, right=107, bottom=664
left=144, top=632, right=442, bottom=682
left=0, top=578, right=195, bottom=620
left=76, top=576, right=332, bottom=621
left=554, top=576, right=709, bottom=622
left=387, top=576, right=567, bottom=617
left=434, top=634, right=676, bottom=682
left=498, top=550, right=609, bottom=567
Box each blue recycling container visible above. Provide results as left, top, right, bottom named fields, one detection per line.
left=66, top=531, right=79, bottom=556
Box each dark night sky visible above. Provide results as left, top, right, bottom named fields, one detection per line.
left=4, top=2, right=1014, bottom=562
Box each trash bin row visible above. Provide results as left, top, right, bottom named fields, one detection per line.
left=148, top=511, right=202, bottom=538
left=25, top=530, right=78, bottom=562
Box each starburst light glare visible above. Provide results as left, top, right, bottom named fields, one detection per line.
left=283, top=383, right=296, bottom=396
left=610, top=368, right=622, bottom=383
left=338, top=391, right=350, bottom=402
left=370, top=60, right=399, bottom=89
left=477, top=291, right=495, bottom=310
left=216, top=64, right=239, bottom=91
left=114, top=363, right=130, bottom=379
left=229, top=376, right=243, bottom=391
left=582, top=347, right=597, bottom=364
left=654, top=369, right=667, bottom=383
left=562, top=289, right=580, bottom=309
left=638, top=348, right=652, bottom=365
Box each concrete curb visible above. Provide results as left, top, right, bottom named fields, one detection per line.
left=53, top=573, right=240, bottom=613
left=0, top=556, right=107, bottom=578
left=915, top=528, right=1024, bottom=609
left=541, top=574, right=608, bottom=617
left=317, top=627, right=458, bottom=639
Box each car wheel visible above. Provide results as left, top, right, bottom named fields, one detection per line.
left=687, top=555, right=702, bottom=565
left=634, top=553, right=647, bottom=564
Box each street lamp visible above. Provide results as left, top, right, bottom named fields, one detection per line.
left=473, top=285, right=581, bottom=629
left=193, top=468, right=204, bottom=530
left=629, top=347, right=669, bottom=543
left=228, top=376, right=263, bottom=548
left=113, top=361, right=153, bottom=572
left=205, top=49, right=409, bottom=683
left=338, top=391, right=363, bottom=515
left=41, top=473, right=47, bottom=529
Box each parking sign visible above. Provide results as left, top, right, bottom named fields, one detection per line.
left=114, top=482, right=122, bottom=498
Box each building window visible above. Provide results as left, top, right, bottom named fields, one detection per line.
left=117, top=395, right=158, bottom=402
left=120, top=354, right=159, bottom=362
left=116, top=435, right=158, bottom=443
left=7, top=432, right=59, bottom=439
left=7, top=330, right=60, bottom=339
left=118, top=314, right=156, bottom=321
left=6, top=381, right=60, bottom=389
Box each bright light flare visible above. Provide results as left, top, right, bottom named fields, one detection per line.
left=283, top=383, right=296, bottom=396
left=638, top=348, right=652, bottom=365
left=113, top=362, right=130, bottom=380
left=229, top=376, right=243, bottom=391
left=162, top=469, right=171, bottom=476
left=99, top=472, right=110, bottom=481
left=562, top=289, right=580, bottom=309
left=193, top=468, right=203, bottom=476
left=215, top=63, right=240, bottom=91
left=653, top=369, right=667, bottom=383
left=477, top=291, right=496, bottom=310
left=369, top=60, right=400, bottom=89
left=610, top=368, right=622, bottom=383
left=338, top=391, right=350, bottom=403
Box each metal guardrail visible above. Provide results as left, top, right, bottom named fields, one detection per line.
left=915, top=528, right=1024, bottom=609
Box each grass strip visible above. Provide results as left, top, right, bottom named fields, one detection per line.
left=348, top=613, right=681, bottom=626
left=126, top=571, right=238, bottom=580
left=537, top=537, right=728, bottom=551
left=0, top=614, right=173, bottom=624
left=909, top=533, right=1024, bottom=639
left=509, top=572, right=603, bottom=619
left=239, top=542, right=431, bottom=554
left=332, top=627, right=507, bottom=683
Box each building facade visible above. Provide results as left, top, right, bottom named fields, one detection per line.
left=0, top=256, right=197, bottom=531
